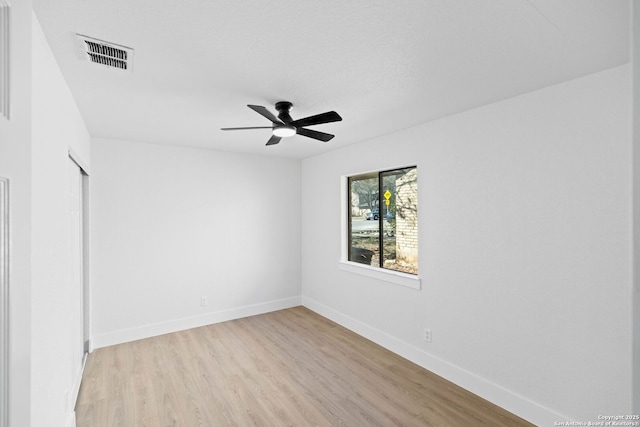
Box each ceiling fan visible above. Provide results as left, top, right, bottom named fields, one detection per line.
left=221, top=101, right=342, bottom=146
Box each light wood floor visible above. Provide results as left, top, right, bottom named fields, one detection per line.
left=76, top=307, right=533, bottom=426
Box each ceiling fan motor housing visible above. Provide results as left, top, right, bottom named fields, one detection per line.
left=275, top=101, right=294, bottom=123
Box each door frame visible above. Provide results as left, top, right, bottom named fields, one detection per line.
left=68, top=150, right=90, bottom=353
left=81, top=167, right=90, bottom=353
left=0, top=177, right=8, bottom=427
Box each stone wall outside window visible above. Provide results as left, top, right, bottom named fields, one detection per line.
left=395, top=169, right=418, bottom=266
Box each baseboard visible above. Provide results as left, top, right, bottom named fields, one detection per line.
left=69, top=353, right=87, bottom=412
left=65, top=411, right=76, bottom=427
left=302, top=296, right=568, bottom=426
left=91, top=296, right=301, bottom=349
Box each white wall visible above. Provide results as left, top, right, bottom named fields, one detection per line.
left=31, top=13, right=91, bottom=427
left=301, top=65, right=632, bottom=424
left=90, top=138, right=301, bottom=347
left=0, top=1, right=32, bottom=425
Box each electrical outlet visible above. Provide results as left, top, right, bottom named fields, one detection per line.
left=201, top=296, right=207, bottom=306
left=423, top=329, right=432, bottom=343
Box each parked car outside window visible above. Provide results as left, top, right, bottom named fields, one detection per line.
left=365, top=208, right=379, bottom=220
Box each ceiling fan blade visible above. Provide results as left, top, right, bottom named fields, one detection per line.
left=266, top=134, right=282, bottom=146
left=290, top=111, right=342, bottom=128
left=220, top=126, right=273, bottom=131
left=296, top=127, right=335, bottom=142
left=248, top=105, right=283, bottom=125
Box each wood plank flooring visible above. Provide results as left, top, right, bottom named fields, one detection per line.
left=76, top=307, right=534, bottom=426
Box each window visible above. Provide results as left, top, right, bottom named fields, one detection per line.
left=348, top=166, right=418, bottom=275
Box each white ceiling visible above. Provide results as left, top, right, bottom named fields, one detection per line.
left=32, top=0, right=630, bottom=159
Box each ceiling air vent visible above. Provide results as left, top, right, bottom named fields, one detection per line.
left=76, top=34, right=133, bottom=72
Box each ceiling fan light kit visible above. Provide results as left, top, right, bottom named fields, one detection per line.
left=221, top=101, right=342, bottom=146
left=272, top=125, right=296, bottom=137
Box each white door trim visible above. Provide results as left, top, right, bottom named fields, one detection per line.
left=67, top=155, right=91, bottom=352
left=68, top=148, right=89, bottom=176
left=0, top=177, right=9, bottom=427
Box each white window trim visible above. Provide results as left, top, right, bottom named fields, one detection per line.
left=339, top=176, right=421, bottom=290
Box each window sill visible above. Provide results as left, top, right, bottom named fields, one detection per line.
left=338, top=261, right=421, bottom=290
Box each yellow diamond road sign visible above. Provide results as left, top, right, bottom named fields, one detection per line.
left=384, top=190, right=392, bottom=200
